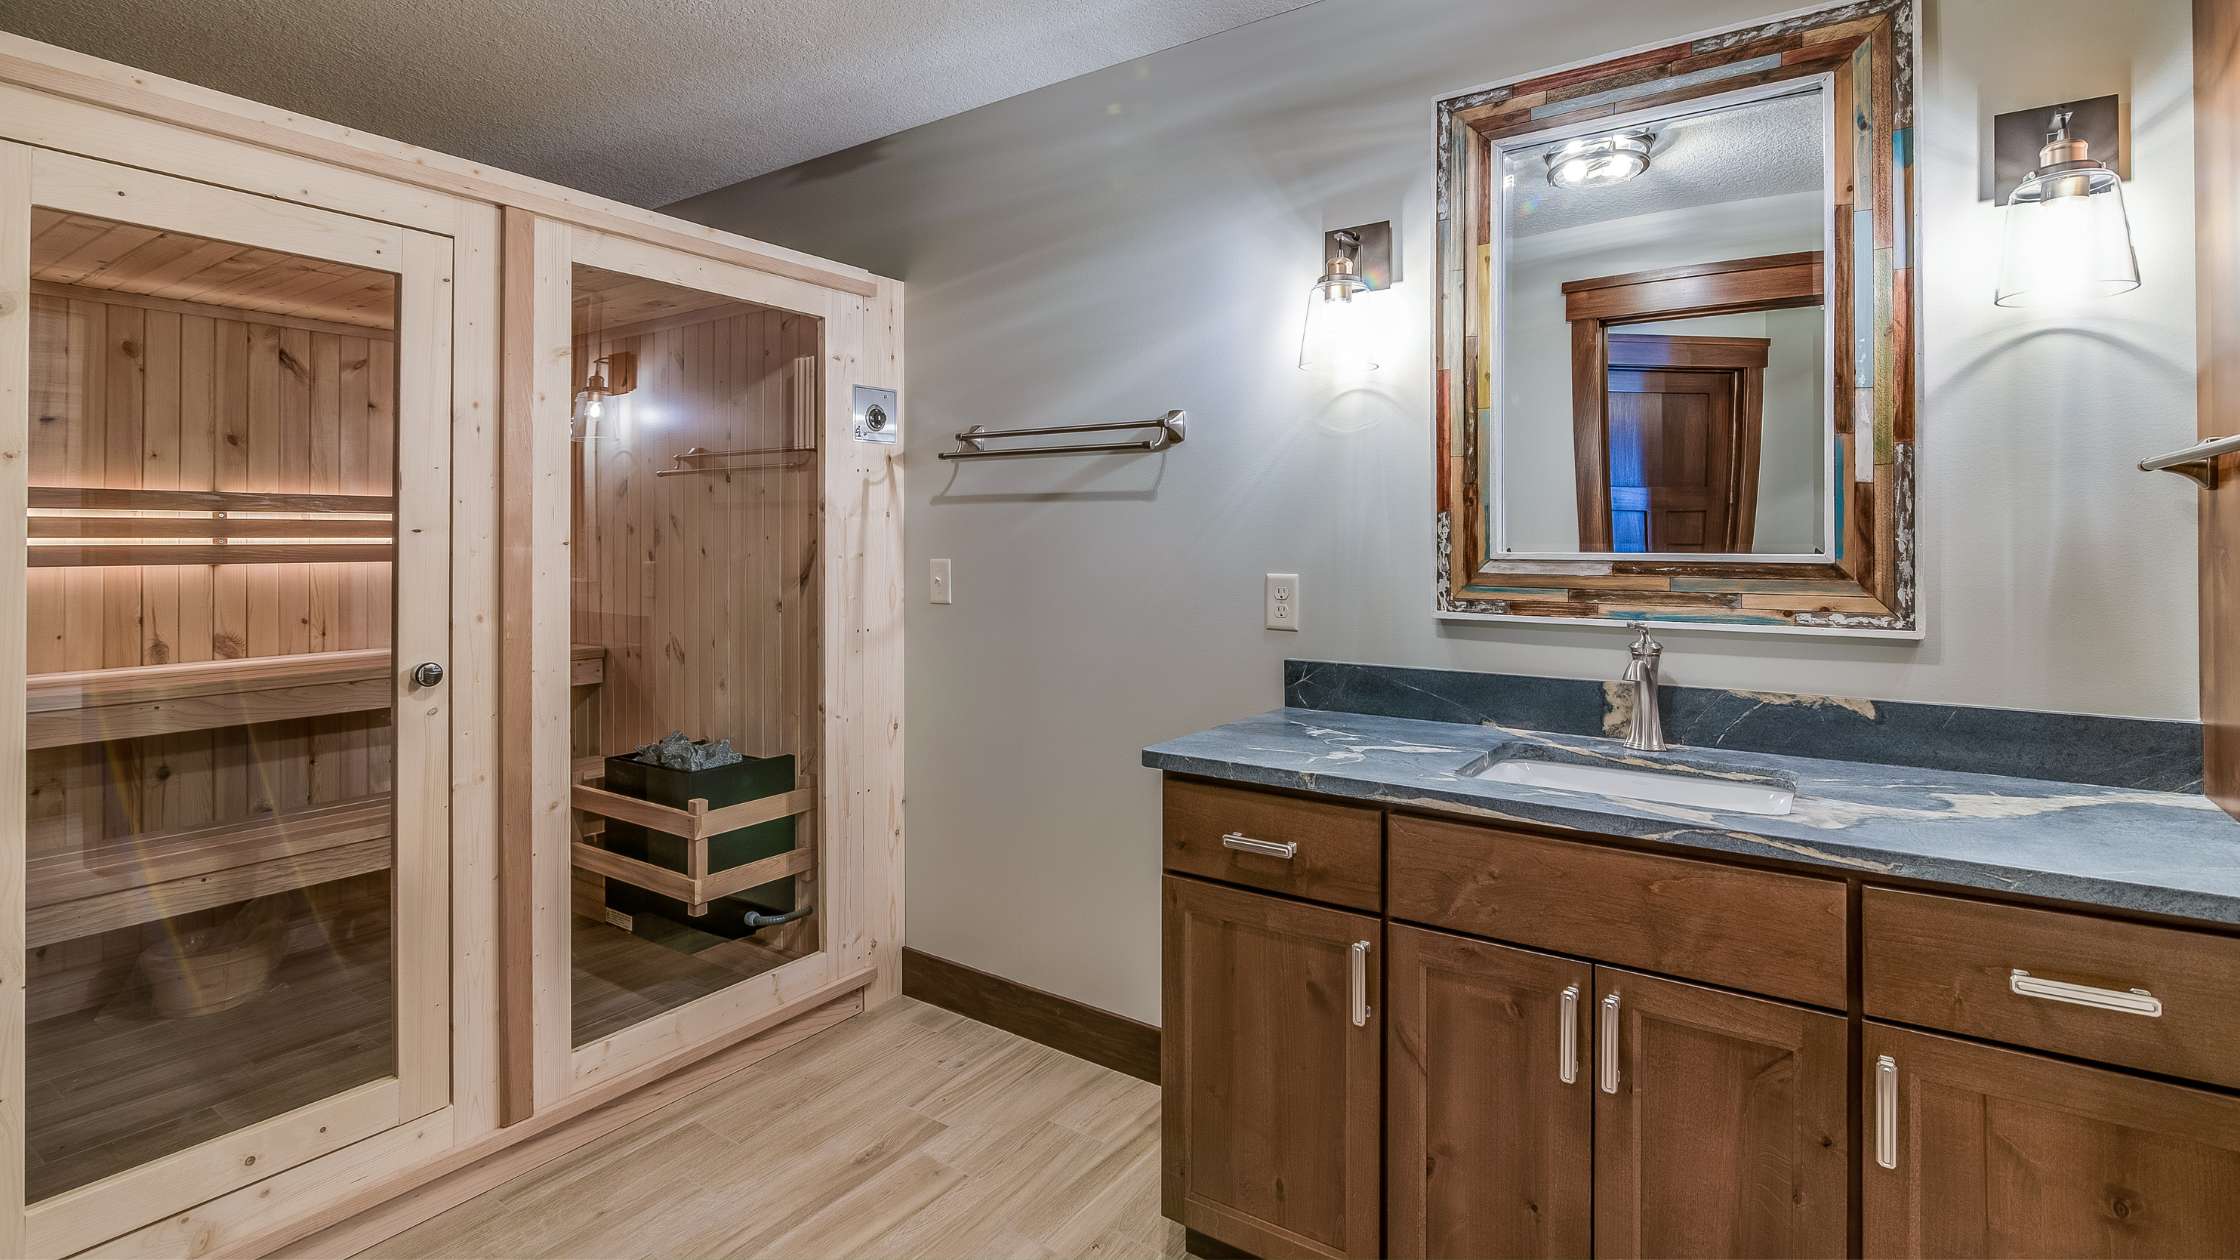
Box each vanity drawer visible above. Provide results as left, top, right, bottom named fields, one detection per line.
left=1388, top=814, right=1847, bottom=1009
left=1162, top=779, right=1382, bottom=911
left=1864, top=887, right=2240, bottom=1090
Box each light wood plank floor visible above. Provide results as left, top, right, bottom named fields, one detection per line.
left=356, top=997, right=1183, bottom=1260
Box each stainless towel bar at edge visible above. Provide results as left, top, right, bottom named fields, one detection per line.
left=939, top=410, right=1186, bottom=460
left=2139, top=433, right=2240, bottom=488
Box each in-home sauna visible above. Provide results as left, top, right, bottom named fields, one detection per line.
left=563, top=260, right=824, bottom=1043
left=22, top=207, right=422, bottom=1204
left=0, top=35, right=903, bottom=1257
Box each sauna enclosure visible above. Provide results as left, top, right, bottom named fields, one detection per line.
left=0, top=37, right=903, bottom=1257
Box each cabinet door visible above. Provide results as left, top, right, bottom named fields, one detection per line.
left=1162, top=874, right=1380, bottom=1260
left=1387, top=924, right=1591, bottom=1260
left=1592, top=966, right=1846, bottom=1259
left=1865, top=1022, right=2240, bottom=1258
left=3, top=144, right=452, bottom=1249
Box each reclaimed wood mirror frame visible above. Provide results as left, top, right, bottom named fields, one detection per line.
left=1434, top=0, right=1917, bottom=634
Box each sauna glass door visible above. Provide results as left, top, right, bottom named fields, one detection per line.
left=6, top=148, right=450, bottom=1209
left=562, top=252, right=823, bottom=1049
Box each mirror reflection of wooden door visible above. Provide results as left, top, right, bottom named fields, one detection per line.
left=1590, top=335, right=1765, bottom=553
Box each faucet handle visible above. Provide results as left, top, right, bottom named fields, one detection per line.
left=1631, top=624, right=1662, bottom=659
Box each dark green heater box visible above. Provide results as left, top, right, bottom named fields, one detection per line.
left=600, top=751, right=796, bottom=944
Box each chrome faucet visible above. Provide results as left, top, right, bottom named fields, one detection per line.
left=1622, top=625, right=1669, bottom=752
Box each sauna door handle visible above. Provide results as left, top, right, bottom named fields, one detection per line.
left=411, top=662, right=445, bottom=687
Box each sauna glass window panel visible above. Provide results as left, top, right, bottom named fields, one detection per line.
left=23, top=211, right=400, bottom=1200
left=568, top=264, right=821, bottom=1047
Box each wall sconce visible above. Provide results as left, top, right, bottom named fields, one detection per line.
left=1994, top=104, right=2138, bottom=306
left=572, top=351, right=637, bottom=438
left=1299, top=222, right=1391, bottom=372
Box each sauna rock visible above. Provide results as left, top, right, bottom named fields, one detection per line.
left=633, top=731, right=745, bottom=771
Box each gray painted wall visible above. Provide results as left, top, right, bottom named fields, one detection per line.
left=668, top=0, right=2199, bottom=1024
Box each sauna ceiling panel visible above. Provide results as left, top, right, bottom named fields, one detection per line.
left=0, top=0, right=1312, bottom=205
left=31, top=208, right=396, bottom=330
left=573, top=269, right=767, bottom=336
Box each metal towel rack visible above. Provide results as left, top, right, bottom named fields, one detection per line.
left=2139, top=434, right=2240, bottom=488
left=657, top=445, right=817, bottom=477
left=939, top=410, right=1186, bottom=460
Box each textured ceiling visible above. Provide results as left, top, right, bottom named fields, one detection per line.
left=1506, top=90, right=1824, bottom=237
left=0, top=0, right=1315, bottom=207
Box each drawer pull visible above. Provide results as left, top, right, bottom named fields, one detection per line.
left=1875, top=1054, right=1898, bottom=1170
left=1221, top=832, right=1298, bottom=859
left=1350, top=940, right=1372, bottom=1027
left=1599, top=994, right=1620, bottom=1094
left=1559, top=985, right=1579, bottom=1085
left=2010, top=969, right=2163, bottom=1017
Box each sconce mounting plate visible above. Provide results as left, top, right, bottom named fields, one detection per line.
left=1992, top=95, right=2119, bottom=204
left=1325, top=221, right=1393, bottom=291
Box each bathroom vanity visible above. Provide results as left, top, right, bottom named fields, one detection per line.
left=1148, top=701, right=2240, bottom=1260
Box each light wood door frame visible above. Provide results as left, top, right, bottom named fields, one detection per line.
left=3, top=144, right=456, bottom=1257
left=1584, top=334, right=1771, bottom=553
left=510, top=218, right=894, bottom=1118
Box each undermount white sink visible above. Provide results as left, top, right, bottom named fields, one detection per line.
left=1473, top=757, right=1796, bottom=816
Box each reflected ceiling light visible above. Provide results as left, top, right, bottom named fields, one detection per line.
left=1300, top=225, right=1387, bottom=372
left=1995, top=108, right=2139, bottom=306
left=1545, top=131, right=1654, bottom=190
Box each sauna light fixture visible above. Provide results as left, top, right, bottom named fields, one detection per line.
left=571, top=352, right=637, bottom=439
left=1300, top=225, right=1389, bottom=372
left=1995, top=108, right=2139, bottom=306
left=1545, top=131, right=1654, bottom=190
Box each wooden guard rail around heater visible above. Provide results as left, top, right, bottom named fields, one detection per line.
left=569, top=757, right=815, bottom=917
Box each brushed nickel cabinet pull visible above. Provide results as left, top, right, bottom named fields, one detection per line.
left=1350, top=940, right=1372, bottom=1027
left=1599, top=994, right=1620, bottom=1094
left=1559, top=985, right=1580, bottom=1085
left=1221, top=832, right=1298, bottom=859
left=2010, top=969, right=2163, bottom=1017
left=1875, top=1054, right=1898, bottom=1169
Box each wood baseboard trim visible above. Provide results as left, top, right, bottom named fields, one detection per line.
left=237, top=977, right=870, bottom=1259
left=903, top=947, right=1160, bottom=1084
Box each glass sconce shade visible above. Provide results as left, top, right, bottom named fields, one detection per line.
left=1995, top=164, right=2139, bottom=307
left=1545, top=131, right=1654, bottom=190
left=1299, top=271, right=1375, bottom=370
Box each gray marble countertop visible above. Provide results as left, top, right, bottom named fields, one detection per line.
left=1143, top=708, right=2240, bottom=927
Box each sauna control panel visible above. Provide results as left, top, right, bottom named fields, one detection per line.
left=853, top=385, right=899, bottom=445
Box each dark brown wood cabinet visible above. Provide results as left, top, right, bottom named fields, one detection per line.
left=1864, top=1023, right=2240, bottom=1258
left=1164, top=775, right=2240, bottom=1260
left=1386, top=924, right=1593, bottom=1260
left=1595, top=967, right=1847, bottom=1259
left=1161, top=874, right=1382, bottom=1260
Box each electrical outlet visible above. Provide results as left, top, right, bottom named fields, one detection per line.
left=1266, top=573, right=1300, bottom=631
left=930, top=559, right=953, bottom=604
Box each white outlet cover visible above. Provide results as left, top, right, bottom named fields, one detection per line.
left=1266, top=573, right=1299, bottom=631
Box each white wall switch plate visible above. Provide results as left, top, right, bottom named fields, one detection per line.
left=931, top=558, right=953, bottom=604
left=1266, top=573, right=1299, bottom=631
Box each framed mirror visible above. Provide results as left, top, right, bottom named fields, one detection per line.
left=1435, top=0, right=1916, bottom=633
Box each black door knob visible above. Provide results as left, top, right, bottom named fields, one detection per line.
left=412, top=662, right=445, bottom=687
